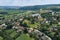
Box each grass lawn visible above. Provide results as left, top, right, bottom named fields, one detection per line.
left=0, top=37, right=3, bottom=40
left=16, top=33, right=34, bottom=40
left=10, top=31, right=17, bottom=38
left=5, top=29, right=14, bottom=34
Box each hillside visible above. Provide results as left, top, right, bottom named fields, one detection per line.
left=0, top=4, right=60, bottom=10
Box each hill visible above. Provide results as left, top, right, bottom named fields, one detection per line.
left=0, top=4, right=60, bottom=10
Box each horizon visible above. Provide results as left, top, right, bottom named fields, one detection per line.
left=0, top=0, right=60, bottom=6
left=0, top=4, right=60, bottom=7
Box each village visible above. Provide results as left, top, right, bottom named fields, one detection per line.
left=0, top=9, right=60, bottom=40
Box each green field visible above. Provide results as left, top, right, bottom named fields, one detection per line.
left=0, top=37, right=3, bottom=40
left=16, top=34, right=34, bottom=40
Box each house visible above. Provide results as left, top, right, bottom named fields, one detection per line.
left=12, top=26, right=18, bottom=29
left=12, top=25, right=24, bottom=32
left=30, top=13, right=41, bottom=19
left=16, top=27, right=24, bottom=32
left=0, top=23, right=7, bottom=29
left=28, top=28, right=33, bottom=33
left=49, top=27, right=58, bottom=32
left=52, top=12, right=55, bottom=16
left=19, top=18, right=23, bottom=21
left=13, top=22, right=20, bottom=26
left=58, top=22, right=60, bottom=25
left=32, top=29, right=52, bottom=40
left=41, top=18, right=50, bottom=25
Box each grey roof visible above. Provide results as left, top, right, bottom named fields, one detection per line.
left=33, top=29, right=52, bottom=40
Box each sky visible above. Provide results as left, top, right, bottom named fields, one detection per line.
left=0, top=0, right=60, bottom=6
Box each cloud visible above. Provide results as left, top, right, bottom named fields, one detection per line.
left=0, top=0, right=60, bottom=6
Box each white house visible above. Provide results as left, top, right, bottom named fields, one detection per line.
left=30, top=13, right=41, bottom=19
